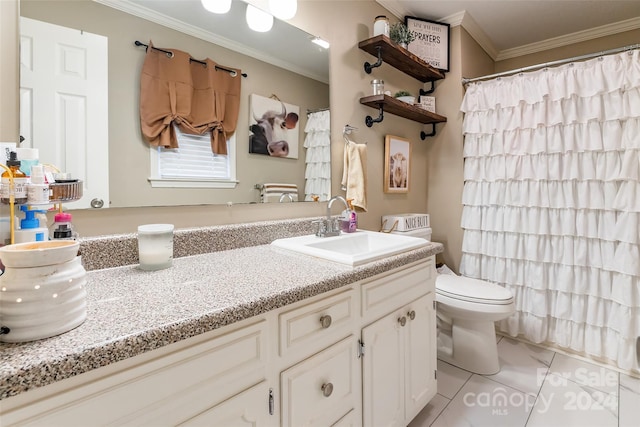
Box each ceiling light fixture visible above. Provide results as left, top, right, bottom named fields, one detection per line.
left=246, top=4, right=274, bottom=32
left=268, top=0, right=297, bottom=20
left=201, top=0, right=232, bottom=14
left=311, top=37, right=330, bottom=49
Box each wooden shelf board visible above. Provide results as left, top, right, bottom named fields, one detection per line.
left=358, top=35, right=445, bottom=83
left=360, top=95, right=447, bottom=125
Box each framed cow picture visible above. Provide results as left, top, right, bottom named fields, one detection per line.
left=384, top=135, right=411, bottom=193
left=249, top=94, right=300, bottom=159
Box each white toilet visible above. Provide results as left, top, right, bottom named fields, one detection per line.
left=390, top=225, right=515, bottom=375
left=435, top=274, right=514, bottom=374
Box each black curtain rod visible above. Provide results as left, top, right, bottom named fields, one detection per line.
left=134, top=41, right=247, bottom=78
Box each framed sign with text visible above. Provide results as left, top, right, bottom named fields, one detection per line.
left=405, top=16, right=450, bottom=72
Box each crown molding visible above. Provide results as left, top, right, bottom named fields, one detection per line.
left=376, top=1, right=639, bottom=62
left=376, top=1, right=499, bottom=60
left=455, top=11, right=498, bottom=60
left=496, top=15, right=640, bottom=61
left=93, top=0, right=328, bottom=83
left=375, top=0, right=408, bottom=20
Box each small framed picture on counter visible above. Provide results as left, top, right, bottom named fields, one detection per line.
left=405, top=16, right=450, bottom=72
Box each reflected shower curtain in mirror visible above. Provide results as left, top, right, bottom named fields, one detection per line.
left=304, top=110, right=331, bottom=201
left=460, top=49, right=640, bottom=374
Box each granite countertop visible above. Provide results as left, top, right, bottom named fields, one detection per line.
left=0, top=241, right=443, bottom=400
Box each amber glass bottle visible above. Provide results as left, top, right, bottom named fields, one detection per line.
left=1, top=151, right=28, bottom=204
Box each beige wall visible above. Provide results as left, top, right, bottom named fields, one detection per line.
left=2, top=1, right=639, bottom=241
left=495, top=28, right=640, bottom=72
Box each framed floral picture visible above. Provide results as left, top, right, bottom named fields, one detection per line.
left=384, top=135, right=411, bottom=193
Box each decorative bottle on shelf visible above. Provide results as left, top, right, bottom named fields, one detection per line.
left=49, top=212, right=78, bottom=240
left=1, top=151, right=28, bottom=205
left=27, top=164, right=50, bottom=204
left=373, top=15, right=389, bottom=37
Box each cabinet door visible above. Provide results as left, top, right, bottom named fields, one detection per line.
left=179, top=381, right=270, bottom=427
left=361, top=311, right=404, bottom=427
left=280, top=336, right=358, bottom=427
left=404, top=293, right=437, bottom=421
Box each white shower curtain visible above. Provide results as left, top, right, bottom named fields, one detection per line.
left=460, top=49, right=640, bottom=373
left=304, top=110, right=331, bottom=201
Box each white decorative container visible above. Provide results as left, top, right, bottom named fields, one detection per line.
left=0, top=241, right=86, bottom=342
left=381, top=213, right=430, bottom=231
left=396, top=96, right=416, bottom=105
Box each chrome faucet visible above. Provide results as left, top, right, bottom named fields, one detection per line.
left=314, top=195, right=348, bottom=237
left=279, top=193, right=295, bottom=203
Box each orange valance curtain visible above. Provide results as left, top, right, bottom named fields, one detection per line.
left=139, top=41, right=242, bottom=155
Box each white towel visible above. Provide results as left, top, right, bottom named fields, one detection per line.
left=341, top=143, right=367, bottom=212
left=260, top=183, right=299, bottom=203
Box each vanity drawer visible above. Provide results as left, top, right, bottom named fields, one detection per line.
left=279, top=288, right=355, bottom=357
left=361, top=258, right=434, bottom=320
left=280, top=336, right=358, bottom=427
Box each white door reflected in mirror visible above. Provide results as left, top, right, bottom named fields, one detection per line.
left=19, top=17, right=109, bottom=209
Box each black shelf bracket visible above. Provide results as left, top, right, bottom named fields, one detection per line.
left=420, top=123, right=437, bottom=140
left=364, top=46, right=383, bottom=74
left=365, top=105, right=384, bottom=127
left=419, top=81, right=436, bottom=96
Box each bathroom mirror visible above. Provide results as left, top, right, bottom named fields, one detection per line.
left=19, top=0, right=330, bottom=209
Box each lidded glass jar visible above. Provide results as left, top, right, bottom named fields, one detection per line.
left=371, top=79, right=384, bottom=95
left=373, top=15, right=389, bottom=37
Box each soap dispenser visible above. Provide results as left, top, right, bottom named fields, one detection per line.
left=14, top=206, right=48, bottom=243
left=347, top=199, right=358, bottom=232
left=340, top=199, right=358, bottom=233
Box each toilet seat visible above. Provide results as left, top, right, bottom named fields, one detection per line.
left=436, top=274, right=513, bottom=305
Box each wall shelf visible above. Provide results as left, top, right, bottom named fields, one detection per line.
left=359, top=95, right=446, bottom=137
left=358, top=36, right=447, bottom=139
left=358, top=35, right=444, bottom=82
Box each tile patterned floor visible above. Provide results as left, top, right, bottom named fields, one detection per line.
left=409, top=336, right=640, bottom=427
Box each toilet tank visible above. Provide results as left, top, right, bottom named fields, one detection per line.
left=391, top=227, right=432, bottom=241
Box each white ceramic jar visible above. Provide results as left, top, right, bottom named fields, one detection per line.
left=0, top=256, right=87, bottom=342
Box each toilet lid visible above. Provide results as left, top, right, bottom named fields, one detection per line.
left=436, top=274, right=513, bottom=305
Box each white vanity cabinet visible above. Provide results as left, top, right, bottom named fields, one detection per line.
left=1, top=257, right=436, bottom=427
left=361, top=261, right=437, bottom=427
left=280, top=336, right=359, bottom=426
left=178, top=381, right=271, bottom=426
left=1, top=319, right=270, bottom=426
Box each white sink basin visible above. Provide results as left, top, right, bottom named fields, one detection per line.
left=271, top=230, right=428, bottom=266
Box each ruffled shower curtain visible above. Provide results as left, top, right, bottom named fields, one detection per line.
left=460, top=49, right=640, bottom=373
left=304, top=110, right=331, bottom=201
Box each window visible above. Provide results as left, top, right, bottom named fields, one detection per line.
left=148, top=125, right=237, bottom=188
